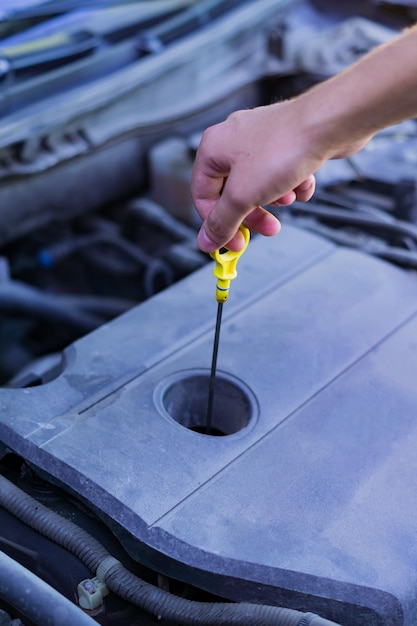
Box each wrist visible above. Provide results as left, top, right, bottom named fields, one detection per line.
left=294, top=78, right=375, bottom=161
left=292, top=24, right=417, bottom=161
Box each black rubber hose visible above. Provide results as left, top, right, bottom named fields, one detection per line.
left=285, top=216, right=417, bottom=270
left=0, top=550, right=97, bottom=626
left=286, top=201, right=417, bottom=243
left=127, top=198, right=197, bottom=242
left=311, top=189, right=395, bottom=224
left=40, top=232, right=174, bottom=297
left=0, top=475, right=341, bottom=626
left=105, top=561, right=339, bottom=625
left=0, top=281, right=101, bottom=331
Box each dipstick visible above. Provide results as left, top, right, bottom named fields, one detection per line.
left=206, top=301, right=223, bottom=435
left=206, top=226, right=250, bottom=434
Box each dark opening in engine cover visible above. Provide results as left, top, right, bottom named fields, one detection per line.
left=2, top=224, right=417, bottom=626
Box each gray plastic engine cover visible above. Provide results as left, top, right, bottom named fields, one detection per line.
left=2, top=224, right=417, bottom=625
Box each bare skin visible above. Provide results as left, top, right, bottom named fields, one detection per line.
left=191, top=23, right=417, bottom=252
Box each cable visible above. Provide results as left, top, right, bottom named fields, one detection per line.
left=0, top=474, right=341, bottom=626
left=0, top=550, right=97, bottom=626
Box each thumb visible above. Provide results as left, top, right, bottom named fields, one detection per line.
left=197, top=210, right=248, bottom=254
left=197, top=182, right=250, bottom=252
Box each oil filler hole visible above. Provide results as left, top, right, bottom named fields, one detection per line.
left=156, top=370, right=257, bottom=436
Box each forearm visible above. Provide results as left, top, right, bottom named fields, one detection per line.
left=191, top=22, right=417, bottom=252
left=298, top=23, right=417, bottom=159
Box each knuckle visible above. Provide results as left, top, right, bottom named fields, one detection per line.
left=200, top=122, right=223, bottom=147
left=207, top=213, right=228, bottom=239
left=225, top=186, right=248, bottom=212
left=226, top=109, right=246, bottom=124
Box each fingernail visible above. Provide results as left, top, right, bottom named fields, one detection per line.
left=298, top=177, right=314, bottom=191
left=234, top=230, right=246, bottom=251
left=198, top=227, right=218, bottom=253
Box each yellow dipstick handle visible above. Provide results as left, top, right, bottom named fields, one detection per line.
left=209, top=225, right=250, bottom=302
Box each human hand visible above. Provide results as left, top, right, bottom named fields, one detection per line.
left=191, top=102, right=319, bottom=253
left=192, top=21, right=417, bottom=253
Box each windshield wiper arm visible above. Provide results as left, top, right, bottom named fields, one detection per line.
left=1, top=0, right=163, bottom=21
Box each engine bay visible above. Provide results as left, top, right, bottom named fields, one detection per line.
left=1, top=1, right=417, bottom=625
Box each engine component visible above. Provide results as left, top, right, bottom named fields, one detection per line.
left=1, top=224, right=417, bottom=625
left=0, top=0, right=294, bottom=246
left=206, top=225, right=250, bottom=434
left=1, top=2, right=417, bottom=625
left=0, top=550, right=97, bottom=626
left=0, top=473, right=340, bottom=626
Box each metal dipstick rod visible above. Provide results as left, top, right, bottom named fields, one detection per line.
left=206, top=225, right=250, bottom=434
left=206, top=301, right=223, bottom=435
